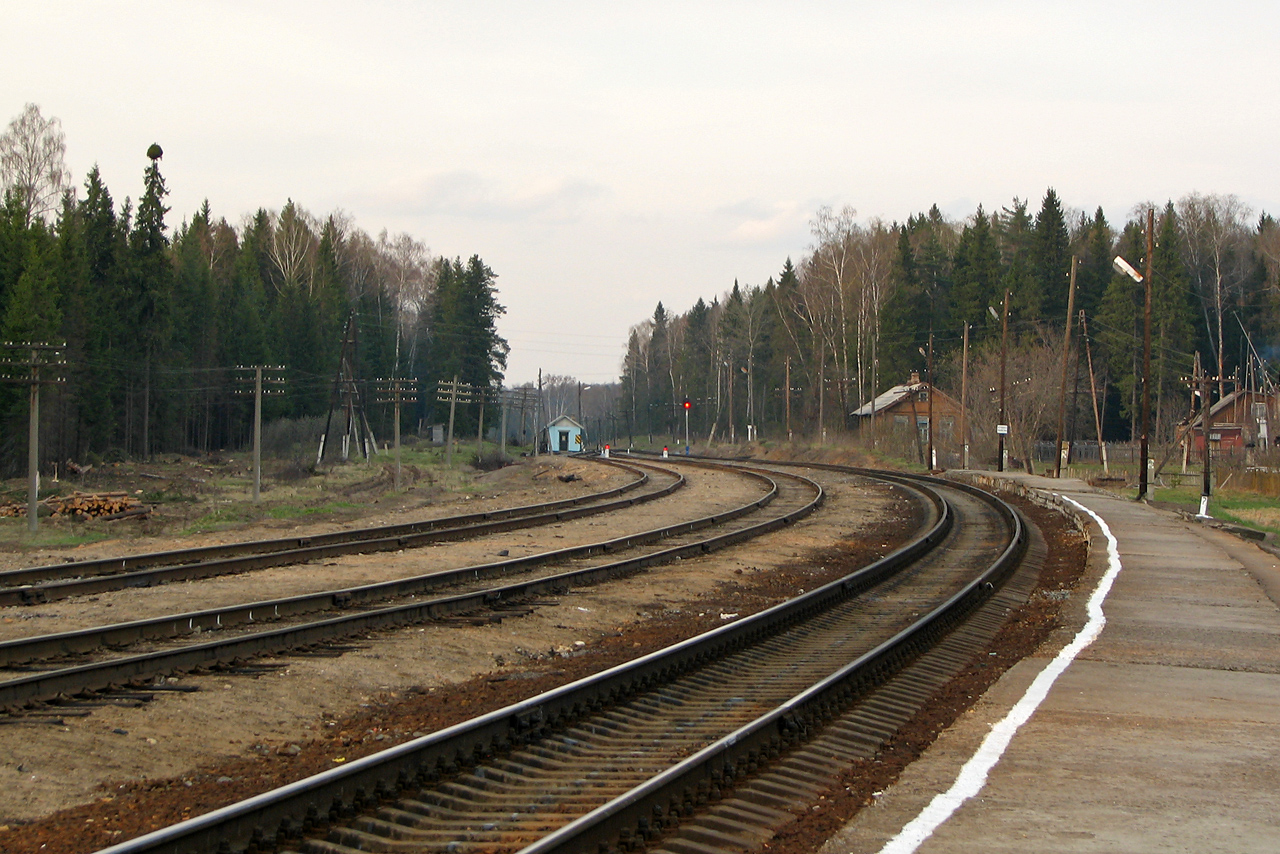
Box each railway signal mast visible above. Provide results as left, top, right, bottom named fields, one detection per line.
left=683, top=397, right=692, bottom=454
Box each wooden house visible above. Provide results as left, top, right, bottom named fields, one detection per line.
left=851, top=371, right=964, bottom=445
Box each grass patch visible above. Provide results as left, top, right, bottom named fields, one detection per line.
left=0, top=520, right=113, bottom=548
left=264, top=501, right=359, bottom=520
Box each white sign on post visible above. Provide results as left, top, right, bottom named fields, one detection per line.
left=996, top=424, right=1009, bottom=435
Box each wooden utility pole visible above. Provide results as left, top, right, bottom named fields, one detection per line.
left=997, top=291, right=1009, bottom=472
left=925, top=332, right=935, bottom=470
left=960, top=322, right=970, bottom=469
left=440, top=376, right=462, bottom=467
left=1054, top=256, right=1079, bottom=478
left=785, top=356, right=792, bottom=443
left=374, top=377, right=419, bottom=489
left=1139, top=208, right=1154, bottom=501
left=234, top=365, right=285, bottom=502
left=1198, top=365, right=1213, bottom=517
left=1080, top=313, right=1109, bottom=475
left=0, top=341, right=66, bottom=534
left=317, top=313, right=376, bottom=465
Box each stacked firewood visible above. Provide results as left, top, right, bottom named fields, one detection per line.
left=0, top=492, right=147, bottom=520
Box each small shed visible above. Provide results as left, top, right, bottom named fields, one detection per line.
left=544, top=415, right=585, bottom=454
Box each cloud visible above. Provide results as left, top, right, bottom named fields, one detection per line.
left=376, top=171, right=610, bottom=224
left=715, top=198, right=810, bottom=246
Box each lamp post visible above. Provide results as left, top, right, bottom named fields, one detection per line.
left=578, top=383, right=591, bottom=449
left=1114, top=208, right=1154, bottom=501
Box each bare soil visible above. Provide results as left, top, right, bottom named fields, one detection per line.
left=0, top=452, right=922, bottom=852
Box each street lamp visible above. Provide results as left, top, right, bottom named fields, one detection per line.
left=1114, top=207, right=1154, bottom=501
left=578, top=383, right=592, bottom=445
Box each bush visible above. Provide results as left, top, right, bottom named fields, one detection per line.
left=262, top=416, right=326, bottom=460
left=472, top=449, right=511, bottom=472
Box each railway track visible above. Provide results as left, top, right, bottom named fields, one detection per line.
left=0, top=459, right=821, bottom=711
left=90, top=464, right=1027, bottom=854
left=0, top=457, right=678, bottom=607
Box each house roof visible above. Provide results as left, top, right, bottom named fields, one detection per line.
left=851, top=382, right=927, bottom=417
left=545, top=414, right=584, bottom=430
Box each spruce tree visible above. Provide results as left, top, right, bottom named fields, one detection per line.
left=1034, top=188, right=1072, bottom=323
left=129, top=144, right=173, bottom=457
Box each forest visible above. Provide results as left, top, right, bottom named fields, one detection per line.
left=619, top=192, right=1280, bottom=468
left=0, top=104, right=508, bottom=476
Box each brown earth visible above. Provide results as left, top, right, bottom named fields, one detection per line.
left=0, top=452, right=923, bottom=852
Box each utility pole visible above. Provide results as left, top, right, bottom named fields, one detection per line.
left=1140, top=207, right=1154, bottom=501
left=234, top=365, right=285, bottom=502
left=990, top=291, right=1010, bottom=472
left=784, top=356, right=792, bottom=443
left=925, top=333, right=935, bottom=470
left=1080, top=313, right=1109, bottom=475
left=1198, top=365, right=1213, bottom=518
left=960, top=322, right=970, bottom=469
left=437, top=376, right=470, bottom=468
left=374, top=377, right=419, bottom=490
left=1054, top=256, right=1079, bottom=478
left=317, top=312, right=376, bottom=465
left=1, top=341, right=66, bottom=534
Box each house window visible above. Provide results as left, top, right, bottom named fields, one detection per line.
left=917, top=390, right=929, bottom=402
left=893, top=415, right=908, bottom=428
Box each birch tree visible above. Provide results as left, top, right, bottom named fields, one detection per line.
left=0, top=104, right=71, bottom=226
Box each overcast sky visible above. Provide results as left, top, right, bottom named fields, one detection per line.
left=6, top=2, right=1278, bottom=385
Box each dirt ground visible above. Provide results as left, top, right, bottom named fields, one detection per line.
left=0, top=452, right=927, bottom=852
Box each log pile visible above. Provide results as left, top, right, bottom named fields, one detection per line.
left=0, top=492, right=147, bottom=520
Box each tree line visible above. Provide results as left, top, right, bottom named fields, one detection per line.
left=620, top=190, right=1280, bottom=465
left=0, top=104, right=508, bottom=475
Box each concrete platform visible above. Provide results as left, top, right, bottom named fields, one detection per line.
left=820, top=476, right=1280, bottom=854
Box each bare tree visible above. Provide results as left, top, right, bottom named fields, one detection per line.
left=376, top=229, right=434, bottom=373
left=852, top=220, right=896, bottom=410
left=1176, top=192, right=1253, bottom=394
left=807, top=205, right=858, bottom=423
left=0, top=103, right=72, bottom=226
left=267, top=199, right=319, bottom=294
left=963, top=337, right=1060, bottom=472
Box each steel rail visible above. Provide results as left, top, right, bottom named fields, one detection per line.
left=1, top=466, right=821, bottom=710
left=517, top=471, right=1024, bottom=854
left=0, top=462, right=759, bottom=668
left=0, top=458, right=674, bottom=607
left=89, top=468, right=945, bottom=854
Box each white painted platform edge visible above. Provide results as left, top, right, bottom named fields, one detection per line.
left=869, top=494, right=1121, bottom=854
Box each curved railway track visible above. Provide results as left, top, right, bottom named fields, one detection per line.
left=87, top=463, right=1028, bottom=854
left=0, top=457, right=678, bottom=607
left=0, top=460, right=822, bottom=711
